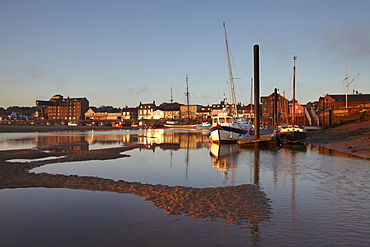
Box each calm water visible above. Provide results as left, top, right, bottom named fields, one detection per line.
left=1, top=129, right=370, bottom=247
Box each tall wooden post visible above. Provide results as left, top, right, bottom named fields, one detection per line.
left=253, top=45, right=260, bottom=138
left=274, top=88, right=278, bottom=127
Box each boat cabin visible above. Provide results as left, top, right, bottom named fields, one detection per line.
left=212, top=115, right=237, bottom=125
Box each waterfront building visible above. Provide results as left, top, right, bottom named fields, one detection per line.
left=210, top=100, right=232, bottom=117
left=239, top=103, right=255, bottom=121
left=36, top=94, right=89, bottom=121
left=261, top=91, right=290, bottom=126
left=84, top=107, right=122, bottom=120
left=317, top=93, right=370, bottom=126
left=121, top=107, right=138, bottom=120
left=318, top=93, right=370, bottom=111
left=138, top=101, right=156, bottom=119
left=157, top=102, right=182, bottom=119
left=180, top=104, right=202, bottom=119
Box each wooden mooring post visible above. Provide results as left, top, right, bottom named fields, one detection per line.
left=238, top=44, right=276, bottom=146
left=254, top=44, right=260, bottom=139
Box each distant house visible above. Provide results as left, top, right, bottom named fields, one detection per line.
left=180, top=104, right=202, bottom=119
left=138, top=101, right=156, bottom=119
left=239, top=104, right=255, bottom=120
left=197, top=105, right=212, bottom=121
left=9, top=111, right=18, bottom=120
left=157, top=102, right=182, bottom=119
left=36, top=94, right=89, bottom=120
left=152, top=109, right=165, bottom=120
left=0, top=111, right=11, bottom=121
left=84, top=108, right=96, bottom=119
left=121, top=107, right=138, bottom=120
left=210, top=100, right=232, bottom=117
left=0, top=111, right=30, bottom=121
left=85, top=107, right=123, bottom=120
left=318, top=93, right=370, bottom=112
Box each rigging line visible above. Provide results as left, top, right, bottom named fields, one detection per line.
left=236, top=79, right=246, bottom=104
left=227, top=41, right=246, bottom=105
left=190, top=91, right=204, bottom=105
left=352, top=74, right=360, bottom=92
left=296, top=76, right=302, bottom=103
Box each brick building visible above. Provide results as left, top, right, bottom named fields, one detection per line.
left=318, top=93, right=370, bottom=112
left=261, top=91, right=290, bottom=126
left=36, top=94, right=89, bottom=121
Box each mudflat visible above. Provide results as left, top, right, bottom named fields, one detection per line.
left=306, top=120, right=370, bottom=159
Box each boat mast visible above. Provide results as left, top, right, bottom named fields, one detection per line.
left=250, top=78, right=253, bottom=123
left=292, top=56, right=297, bottom=126
left=185, top=74, right=190, bottom=119
left=345, top=63, right=349, bottom=108
left=344, top=64, right=360, bottom=108
left=283, top=90, right=288, bottom=123
left=170, top=86, right=173, bottom=119
left=223, top=23, right=237, bottom=116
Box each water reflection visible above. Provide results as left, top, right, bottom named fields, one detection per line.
left=209, top=143, right=239, bottom=186
left=0, top=129, right=211, bottom=151
left=1, top=149, right=273, bottom=232
left=2, top=130, right=370, bottom=246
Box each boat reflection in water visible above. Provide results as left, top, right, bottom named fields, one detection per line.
left=209, top=143, right=240, bottom=186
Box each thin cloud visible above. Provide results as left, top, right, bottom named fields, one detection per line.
left=324, top=26, right=370, bottom=61
left=127, top=86, right=148, bottom=95
left=28, top=66, right=43, bottom=79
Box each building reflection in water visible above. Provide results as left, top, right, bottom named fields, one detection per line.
left=35, top=132, right=89, bottom=152
left=33, top=129, right=211, bottom=152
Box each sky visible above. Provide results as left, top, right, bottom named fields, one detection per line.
left=1, top=0, right=369, bottom=108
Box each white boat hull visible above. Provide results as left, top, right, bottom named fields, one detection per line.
left=210, top=126, right=249, bottom=143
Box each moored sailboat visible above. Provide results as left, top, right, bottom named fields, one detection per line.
left=164, top=75, right=198, bottom=129
left=275, top=56, right=307, bottom=144
left=209, top=23, right=251, bottom=143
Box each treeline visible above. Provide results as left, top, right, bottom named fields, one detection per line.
left=0, top=106, right=38, bottom=115
left=0, top=105, right=114, bottom=114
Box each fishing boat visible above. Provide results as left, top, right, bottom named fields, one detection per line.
left=274, top=56, right=307, bottom=144
left=209, top=23, right=251, bottom=143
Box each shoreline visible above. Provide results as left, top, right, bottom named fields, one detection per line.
left=305, top=120, right=370, bottom=159
left=0, top=124, right=134, bottom=133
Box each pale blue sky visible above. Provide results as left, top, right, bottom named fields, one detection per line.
left=1, top=0, right=369, bottom=108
